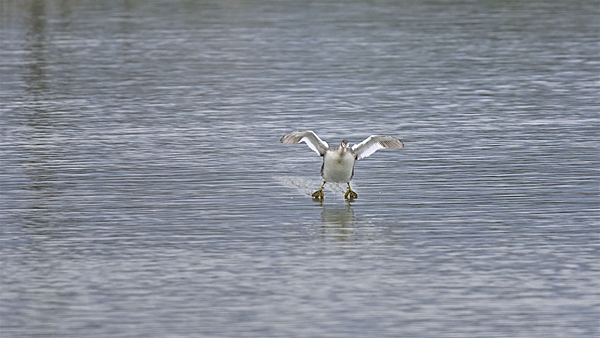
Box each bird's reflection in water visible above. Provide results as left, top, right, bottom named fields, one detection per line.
left=320, top=204, right=355, bottom=241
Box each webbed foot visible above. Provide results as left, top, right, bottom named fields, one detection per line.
left=312, top=180, right=326, bottom=200
left=344, top=183, right=358, bottom=200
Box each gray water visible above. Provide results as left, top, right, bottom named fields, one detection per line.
left=1, top=1, right=599, bottom=337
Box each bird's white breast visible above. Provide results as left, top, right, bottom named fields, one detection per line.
left=322, top=150, right=355, bottom=183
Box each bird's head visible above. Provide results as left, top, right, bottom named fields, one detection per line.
left=341, top=139, right=349, bottom=148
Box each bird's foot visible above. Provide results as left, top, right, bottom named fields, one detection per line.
left=312, top=189, right=324, bottom=200
left=344, top=189, right=358, bottom=200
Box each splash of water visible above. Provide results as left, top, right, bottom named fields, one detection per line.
left=274, top=176, right=355, bottom=199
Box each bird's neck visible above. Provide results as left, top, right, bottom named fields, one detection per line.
left=332, top=146, right=350, bottom=157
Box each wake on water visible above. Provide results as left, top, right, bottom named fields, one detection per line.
left=274, top=176, right=357, bottom=200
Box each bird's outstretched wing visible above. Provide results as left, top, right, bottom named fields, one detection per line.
left=280, top=131, right=329, bottom=156
left=352, top=135, right=404, bottom=160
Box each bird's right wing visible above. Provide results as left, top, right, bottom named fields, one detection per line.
left=352, top=135, right=404, bottom=160
left=280, top=131, right=329, bottom=156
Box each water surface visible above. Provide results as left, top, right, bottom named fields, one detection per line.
left=1, top=1, right=598, bottom=337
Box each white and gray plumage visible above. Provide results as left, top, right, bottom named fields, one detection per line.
left=280, top=131, right=404, bottom=200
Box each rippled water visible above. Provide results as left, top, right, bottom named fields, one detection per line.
left=1, top=1, right=599, bottom=337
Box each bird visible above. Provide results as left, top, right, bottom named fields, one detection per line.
left=280, top=131, right=404, bottom=200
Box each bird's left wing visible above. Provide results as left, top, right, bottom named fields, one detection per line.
left=280, top=131, right=329, bottom=156
left=352, top=135, right=404, bottom=160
